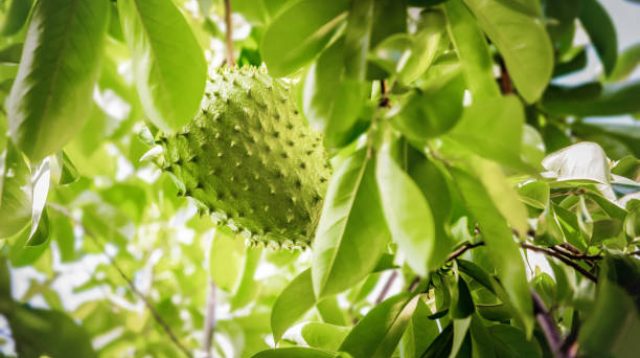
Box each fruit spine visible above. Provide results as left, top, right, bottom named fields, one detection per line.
left=155, top=66, right=330, bottom=248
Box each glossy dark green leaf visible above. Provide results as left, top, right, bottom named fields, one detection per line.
left=7, top=0, right=109, bottom=161
left=376, top=141, right=436, bottom=276
left=580, top=255, right=640, bottom=357
left=303, top=40, right=368, bottom=149
left=261, top=0, right=349, bottom=76
left=7, top=305, right=97, bottom=358
left=271, top=269, right=315, bottom=342
left=1, top=0, right=33, bottom=35
left=445, top=0, right=500, bottom=100
left=339, top=293, right=418, bottom=358
left=421, top=324, right=453, bottom=358
left=451, top=276, right=475, bottom=319
left=463, top=0, right=553, bottom=102
left=449, top=167, right=533, bottom=334
left=579, top=0, right=618, bottom=75
left=312, top=149, right=390, bottom=298
left=118, top=0, right=206, bottom=132
left=542, top=81, right=640, bottom=117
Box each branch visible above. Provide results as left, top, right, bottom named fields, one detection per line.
left=379, top=80, right=390, bottom=108
left=223, top=0, right=235, bottom=66
left=521, top=243, right=598, bottom=283
left=447, top=242, right=485, bottom=262
left=48, top=204, right=192, bottom=357
left=532, top=291, right=566, bottom=358
left=202, top=281, right=217, bottom=358
left=375, top=270, right=398, bottom=304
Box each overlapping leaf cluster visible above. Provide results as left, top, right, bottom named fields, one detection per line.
left=0, top=0, right=639, bottom=357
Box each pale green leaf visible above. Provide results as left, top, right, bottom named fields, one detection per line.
left=209, top=229, right=245, bottom=292
left=261, top=0, right=349, bottom=77
left=0, top=143, right=31, bottom=238
left=271, top=269, right=315, bottom=342
left=339, top=293, right=418, bottom=358
left=312, top=148, right=390, bottom=298
left=7, top=0, right=109, bottom=161
left=253, top=347, right=340, bottom=358
left=376, top=141, right=435, bottom=276
left=301, top=322, right=350, bottom=351
left=118, top=0, right=206, bottom=132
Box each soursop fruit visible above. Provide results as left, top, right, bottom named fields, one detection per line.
left=154, top=66, right=330, bottom=248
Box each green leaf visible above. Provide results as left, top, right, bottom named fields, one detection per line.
left=421, top=324, right=453, bottom=357
left=392, top=72, right=466, bottom=141
left=463, top=0, right=553, bottom=102
left=542, top=81, right=640, bottom=117
left=261, top=0, right=349, bottom=77
left=451, top=277, right=474, bottom=319
left=253, top=347, right=340, bottom=358
left=376, top=140, right=435, bottom=276
left=301, top=322, right=350, bottom=351
left=271, top=269, right=315, bottom=342
left=118, top=0, right=206, bottom=132
left=579, top=0, right=618, bottom=76
left=0, top=143, right=31, bottom=238
left=312, top=148, right=390, bottom=298
left=445, top=0, right=500, bottom=100
left=209, top=229, right=245, bottom=292
left=609, top=43, right=640, bottom=82
left=316, top=297, right=349, bottom=326
left=449, top=95, right=526, bottom=169
left=579, top=255, right=640, bottom=357
left=339, top=293, right=418, bottom=358
left=1, top=0, right=33, bottom=35
left=450, top=317, right=471, bottom=357
left=397, top=9, right=446, bottom=85
left=7, top=0, right=109, bottom=161
left=8, top=305, right=97, bottom=358
left=230, top=246, right=262, bottom=310
left=400, top=297, right=439, bottom=358
left=303, top=40, right=368, bottom=149
left=449, top=167, right=533, bottom=334
left=542, top=142, right=610, bottom=184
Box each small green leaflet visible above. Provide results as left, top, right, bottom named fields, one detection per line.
left=271, top=269, right=315, bottom=343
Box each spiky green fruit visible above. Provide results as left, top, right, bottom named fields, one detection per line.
left=155, top=66, right=330, bottom=248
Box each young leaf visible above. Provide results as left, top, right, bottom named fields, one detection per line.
left=118, top=0, right=206, bottom=132
left=7, top=0, right=109, bottom=161
left=339, top=293, right=418, bottom=358
left=463, top=0, right=554, bottom=102
left=261, top=0, right=349, bottom=77
left=445, top=0, right=500, bottom=100
left=312, top=148, right=390, bottom=298
left=271, top=269, right=316, bottom=343
left=376, top=141, right=436, bottom=277
left=579, top=0, right=618, bottom=76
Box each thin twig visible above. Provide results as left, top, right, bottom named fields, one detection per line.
left=532, top=292, right=566, bottom=358
left=447, top=242, right=485, bottom=262
left=379, top=79, right=389, bottom=107
left=223, top=0, right=235, bottom=66
left=48, top=204, right=192, bottom=357
left=521, top=243, right=598, bottom=283
left=499, top=59, right=513, bottom=95
left=375, top=270, right=398, bottom=304
left=202, top=280, right=217, bottom=358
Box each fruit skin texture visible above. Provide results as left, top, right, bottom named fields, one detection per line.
left=156, top=66, right=330, bottom=248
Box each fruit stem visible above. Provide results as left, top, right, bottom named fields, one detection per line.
left=224, top=0, right=235, bottom=66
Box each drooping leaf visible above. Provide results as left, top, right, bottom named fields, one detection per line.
left=118, top=0, right=206, bottom=132
left=339, top=293, right=418, bottom=358
left=7, top=0, right=109, bottom=161
left=261, top=0, right=349, bottom=77
left=449, top=167, right=533, bottom=334
left=376, top=140, right=436, bottom=276
left=271, top=269, right=315, bottom=343
left=301, top=322, right=350, bottom=351
left=312, top=148, right=390, bottom=298
left=463, top=0, right=554, bottom=102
